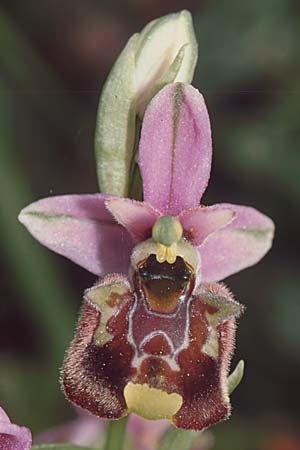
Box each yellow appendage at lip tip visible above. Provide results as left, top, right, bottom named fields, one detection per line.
left=124, top=382, right=183, bottom=420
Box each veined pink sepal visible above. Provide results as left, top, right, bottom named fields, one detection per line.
left=139, top=83, right=212, bottom=215
left=18, top=194, right=134, bottom=276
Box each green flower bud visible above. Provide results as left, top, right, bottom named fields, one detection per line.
left=95, top=10, right=198, bottom=197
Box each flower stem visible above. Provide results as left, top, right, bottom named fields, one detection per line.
left=103, top=417, right=128, bottom=450
left=157, top=428, right=200, bottom=450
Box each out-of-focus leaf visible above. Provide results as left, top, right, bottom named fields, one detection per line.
left=0, top=8, right=81, bottom=135
left=195, top=0, right=296, bottom=90
left=0, top=84, right=75, bottom=430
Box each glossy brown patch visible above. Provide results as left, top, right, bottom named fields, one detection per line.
left=137, top=254, right=193, bottom=313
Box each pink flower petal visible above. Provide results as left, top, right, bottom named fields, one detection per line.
left=179, top=205, right=235, bottom=246
left=139, top=82, right=212, bottom=215
left=0, top=407, right=32, bottom=450
left=105, top=198, right=160, bottom=241
left=199, top=204, right=275, bottom=282
left=34, top=409, right=104, bottom=446
left=127, top=415, right=169, bottom=450
left=18, top=194, right=134, bottom=276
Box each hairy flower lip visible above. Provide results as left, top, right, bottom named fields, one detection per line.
left=61, top=275, right=242, bottom=430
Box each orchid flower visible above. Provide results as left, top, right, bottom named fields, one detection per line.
left=19, top=82, right=274, bottom=431
left=0, top=406, right=32, bottom=450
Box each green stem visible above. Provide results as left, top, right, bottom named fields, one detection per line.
left=103, top=417, right=128, bottom=450
left=157, top=428, right=200, bottom=450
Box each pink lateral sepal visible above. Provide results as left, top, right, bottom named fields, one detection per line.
left=18, top=193, right=134, bottom=276
left=199, top=203, right=275, bottom=282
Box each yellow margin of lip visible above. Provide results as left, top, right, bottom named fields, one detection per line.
left=124, top=382, right=183, bottom=420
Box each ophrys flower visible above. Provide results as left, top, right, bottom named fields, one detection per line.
left=19, top=82, right=274, bottom=430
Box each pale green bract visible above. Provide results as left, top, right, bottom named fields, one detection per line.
left=95, top=10, right=198, bottom=197
left=228, top=360, right=245, bottom=395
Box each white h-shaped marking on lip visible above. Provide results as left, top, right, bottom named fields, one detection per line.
left=127, top=293, right=193, bottom=372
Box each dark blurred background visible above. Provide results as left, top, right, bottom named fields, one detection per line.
left=0, top=1, right=299, bottom=449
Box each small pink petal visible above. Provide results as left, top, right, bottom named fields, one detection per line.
left=34, top=410, right=104, bottom=446
left=19, top=194, right=134, bottom=276
left=139, top=82, right=212, bottom=215
left=179, top=205, right=235, bottom=246
left=0, top=407, right=32, bottom=450
left=105, top=198, right=160, bottom=241
left=199, top=204, right=275, bottom=282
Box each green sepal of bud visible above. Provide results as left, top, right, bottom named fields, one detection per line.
left=95, top=34, right=138, bottom=197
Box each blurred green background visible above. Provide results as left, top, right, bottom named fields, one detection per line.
left=0, top=1, right=299, bottom=449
